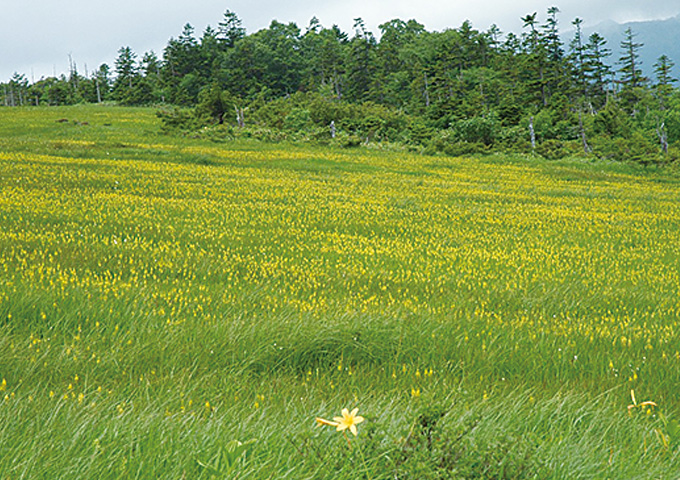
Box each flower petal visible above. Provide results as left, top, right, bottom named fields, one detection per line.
left=354, top=415, right=365, bottom=424
left=350, top=408, right=359, bottom=417
left=350, top=424, right=358, bottom=436
left=316, top=417, right=339, bottom=427
left=341, top=408, right=350, bottom=418
left=336, top=423, right=348, bottom=431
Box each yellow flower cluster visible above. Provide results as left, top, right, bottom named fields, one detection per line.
left=1, top=137, right=680, bottom=380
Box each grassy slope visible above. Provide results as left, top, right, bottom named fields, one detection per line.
left=0, top=105, right=679, bottom=479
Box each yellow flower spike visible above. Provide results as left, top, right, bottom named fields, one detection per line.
left=628, top=389, right=657, bottom=413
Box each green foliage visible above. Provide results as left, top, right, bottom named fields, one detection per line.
left=453, top=115, right=498, bottom=145
left=535, top=139, right=583, bottom=160
left=425, top=130, right=490, bottom=156
left=195, top=84, right=238, bottom=124
left=590, top=131, right=660, bottom=164
left=663, top=110, right=680, bottom=143
left=2, top=106, right=680, bottom=478
left=156, top=106, right=202, bottom=132
left=283, top=108, right=312, bottom=131
left=4, top=9, right=680, bottom=167
left=593, top=101, right=631, bottom=137
left=196, top=439, right=257, bottom=477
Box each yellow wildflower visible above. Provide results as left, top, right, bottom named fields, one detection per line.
left=627, top=389, right=657, bottom=413
left=333, top=408, right=365, bottom=436
left=316, top=407, right=365, bottom=436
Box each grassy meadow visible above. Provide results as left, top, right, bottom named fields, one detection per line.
left=1, top=105, right=680, bottom=478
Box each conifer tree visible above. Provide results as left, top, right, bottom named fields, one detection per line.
left=218, top=10, right=246, bottom=48
left=583, top=33, right=611, bottom=107
left=618, top=27, right=647, bottom=89
left=569, top=18, right=586, bottom=98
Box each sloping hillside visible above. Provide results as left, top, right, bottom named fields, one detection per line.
left=580, top=15, right=680, bottom=79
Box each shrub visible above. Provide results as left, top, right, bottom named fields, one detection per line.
left=453, top=115, right=498, bottom=145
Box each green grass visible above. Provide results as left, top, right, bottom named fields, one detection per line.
left=1, top=104, right=680, bottom=478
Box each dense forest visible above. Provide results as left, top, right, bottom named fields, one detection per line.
left=3, top=7, right=680, bottom=163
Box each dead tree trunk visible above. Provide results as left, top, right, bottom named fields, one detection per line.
left=529, top=116, right=536, bottom=151
left=657, top=122, right=669, bottom=155
left=423, top=72, right=430, bottom=107
left=235, top=106, right=245, bottom=128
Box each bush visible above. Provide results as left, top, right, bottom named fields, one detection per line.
left=495, top=125, right=532, bottom=153
left=534, top=139, right=585, bottom=160
left=453, top=115, right=498, bottom=145
left=283, top=108, right=312, bottom=131
left=156, top=107, right=202, bottom=132
left=590, top=132, right=661, bottom=165
left=593, top=102, right=631, bottom=137
left=335, top=133, right=363, bottom=148
left=425, top=130, right=490, bottom=157
left=406, top=119, right=435, bottom=146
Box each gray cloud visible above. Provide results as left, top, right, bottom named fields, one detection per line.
left=2, top=0, right=679, bottom=80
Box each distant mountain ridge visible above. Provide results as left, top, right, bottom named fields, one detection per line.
left=577, top=14, right=680, bottom=81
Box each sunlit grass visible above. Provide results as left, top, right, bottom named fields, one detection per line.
left=1, top=105, right=679, bottom=478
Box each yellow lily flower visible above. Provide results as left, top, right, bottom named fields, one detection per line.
left=333, top=408, right=365, bottom=436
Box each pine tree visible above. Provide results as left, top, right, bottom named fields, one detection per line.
left=345, top=18, right=378, bottom=102
left=520, top=12, right=548, bottom=106
left=113, top=46, right=138, bottom=103
left=654, top=54, right=676, bottom=87
left=218, top=10, right=246, bottom=48
left=583, top=33, right=611, bottom=107
left=618, top=27, right=647, bottom=89
left=569, top=18, right=586, bottom=98
left=653, top=54, right=676, bottom=110
left=618, top=27, right=648, bottom=114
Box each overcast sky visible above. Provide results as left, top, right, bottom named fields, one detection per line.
left=2, top=0, right=679, bottom=81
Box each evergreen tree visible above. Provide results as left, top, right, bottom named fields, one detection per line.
left=539, top=7, right=566, bottom=105
left=569, top=18, right=586, bottom=98
left=7, top=73, right=29, bottom=106
left=618, top=27, right=648, bottom=113
left=113, top=46, right=138, bottom=102
left=300, top=20, right=347, bottom=96
left=375, top=18, right=425, bottom=106
left=653, top=54, right=676, bottom=109
left=162, top=24, right=202, bottom=104
left=520, top=12, right=548, bottom=107
left=583, top=33, right=611, bottom=107
left=654, top=54, right=676, bottom=87
left=93, top=64, right=112, bottom=103
left=618, top=27, right=646, bottom=89
left=218, top=10, right=246, bottom=48
left=345, top=18, right=378, bottom=102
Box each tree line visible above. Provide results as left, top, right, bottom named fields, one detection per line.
left=3, top=8, right=680, bottom=163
